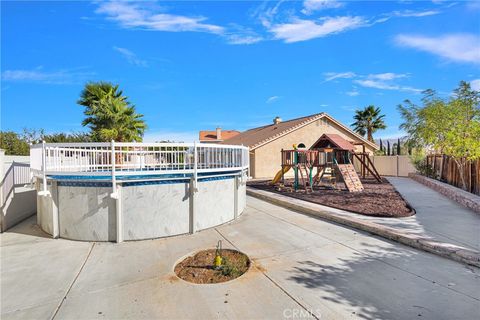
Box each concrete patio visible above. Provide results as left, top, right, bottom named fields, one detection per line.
left=1, top=196, right=479, bottom=319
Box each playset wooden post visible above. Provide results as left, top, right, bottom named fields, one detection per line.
left=271, top=134, right=382, bottom=192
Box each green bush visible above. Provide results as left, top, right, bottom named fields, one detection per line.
left=410, top=149, right=435, bottom=177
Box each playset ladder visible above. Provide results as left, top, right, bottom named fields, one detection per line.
left=298, top=164, right=313, bottom=192
left=336, top=164, right=364, bottom=192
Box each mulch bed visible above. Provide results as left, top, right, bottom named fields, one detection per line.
left=248, top=178, right=415, bottom=218
left=174, top=249, right=250, bottom=284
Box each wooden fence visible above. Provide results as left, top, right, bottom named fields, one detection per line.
left=426, top=155, right=480, bottom=195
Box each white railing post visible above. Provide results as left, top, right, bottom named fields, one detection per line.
left=111, top=140, right=117, bottom=196
left=12, top=161, right=15, bottom=188
left=189, top=141, right=199, bottom=235
left=40, top=140, right=49, bottom=195
left=193, top=141, right=198, bottom=192
left=0, top=149, right=4, bottom=206
left=110, top=140, right=123, bottom=243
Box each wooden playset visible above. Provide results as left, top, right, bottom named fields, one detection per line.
left=271, top=134, right=381, bottom=193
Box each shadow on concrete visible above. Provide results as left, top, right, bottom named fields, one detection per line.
left=1, top=187, right=37, bottom=232
left=3, top=215, right=51, bottom=239
left=287, top=242, right=417, bottom=319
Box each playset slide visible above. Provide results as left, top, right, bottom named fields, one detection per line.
left=271, top=166, right=291, bottom=184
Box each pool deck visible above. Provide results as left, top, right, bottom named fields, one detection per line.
left=1, top=196, right=479, bottom=319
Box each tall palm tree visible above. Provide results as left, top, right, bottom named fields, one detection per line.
left=351, top=105, right=386, bottom=142
left=78, top=82, right=146, bottom=142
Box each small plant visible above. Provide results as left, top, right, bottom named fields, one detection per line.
left=220, top=257, right=241, bottom=277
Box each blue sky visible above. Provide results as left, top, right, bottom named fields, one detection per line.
left=1, top=0, right=479, bottom=142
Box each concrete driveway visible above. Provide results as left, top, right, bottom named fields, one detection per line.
left=1, top=196, right=479, bottom=319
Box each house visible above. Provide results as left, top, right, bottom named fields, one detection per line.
left=199, top=127, right=240, bottom=143
left=222, top=113, right=379, bottom=179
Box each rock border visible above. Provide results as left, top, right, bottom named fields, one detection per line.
left=409, top=173, right=480, bottom=214
left=247, top=187, right=480, bottom=268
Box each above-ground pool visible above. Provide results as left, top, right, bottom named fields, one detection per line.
left=31, top=142, right=249, bottom=242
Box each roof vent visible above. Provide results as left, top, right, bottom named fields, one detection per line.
left=273, top=116, right=282, bottom=125
left=216, top=127, right=222, bottom=140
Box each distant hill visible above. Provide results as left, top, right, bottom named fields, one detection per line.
left=374, top=136, right=410, bottom=155
left=375, top=137, right=408, bottom=145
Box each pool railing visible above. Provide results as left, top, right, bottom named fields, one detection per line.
left=30, top=141, right=249, bottom=194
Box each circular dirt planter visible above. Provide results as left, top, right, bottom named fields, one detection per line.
left=175, top=249, right=250, bottom=284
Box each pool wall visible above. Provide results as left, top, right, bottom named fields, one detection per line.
left=36, top=172, right=247, bottom=242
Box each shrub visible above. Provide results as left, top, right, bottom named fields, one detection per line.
left=410, top=149, right=435, bottom=177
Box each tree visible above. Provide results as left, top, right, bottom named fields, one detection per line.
left=77, top=82, right=146, bottom=142
left=0, top=129, right=92, bottom=155
left=387, top=141, right=391, bottom=156
left=20, top=128, right=45, bottom=145
left=0, top=131, right=30, bottom=155
left=42, top=132, right=92, bottom=143
left=398, top=81, right=480, bottom=190
left=351, top=105, right=387, bottom=142
left=397, top=138, right=401, bottom=155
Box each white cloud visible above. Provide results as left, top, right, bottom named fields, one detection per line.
left=373, top=17, right=390, bottom=24
left=96, top=1, right=224, bottom=34
left=254, top=0, right=285, bottom=29
left=226, top=35, right=263, bottom=45
left=224, top=26, right=263, bottom=45
left=266, top=96, right=280, bottom=103
left=324, top=71, right=356, bottom=82
left=354, top=79, right=422, bottom=93
left=367, top=73, right=408, bottom=81
left=323, top=71, right=420, bottom=93
left=302, top=0, right=344, bottom=15
left=395, top=33, right=480, bottom=64
left=1, top=67, right=94, bottom=84
left=346, top=89, right=359, bottom=96
left=97, top=1, right=263, bottom=45
left=269, top=16, right=366, bottom=43
left=471, top=79, right=480, bottom=91
left=372, top=8, right=442, bottom=25
left=354, top=79, right=397, bottom=90
left=113, top=46, right=147, bottom=67
left=391, top=10, right=440, bottom=17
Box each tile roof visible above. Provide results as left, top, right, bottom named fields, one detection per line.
left=221, top=113, right=322, bottom=148
left=312, top=133, right=355, bottom=151
left=222, top=112, right=378, bottom=150
left=199, top=130, right=240, bottom=141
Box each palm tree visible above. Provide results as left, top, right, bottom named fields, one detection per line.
left=351, top=105, right=386, bottom=142
left=77, top=82, right=146, bottom=142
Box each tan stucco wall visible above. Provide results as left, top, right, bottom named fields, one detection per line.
left=249, top=151, right=256, bottom=178
left=251, top=118, right=376, bottom=179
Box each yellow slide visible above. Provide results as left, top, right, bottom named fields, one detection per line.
left=271, top=166, right=291, bottom=184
